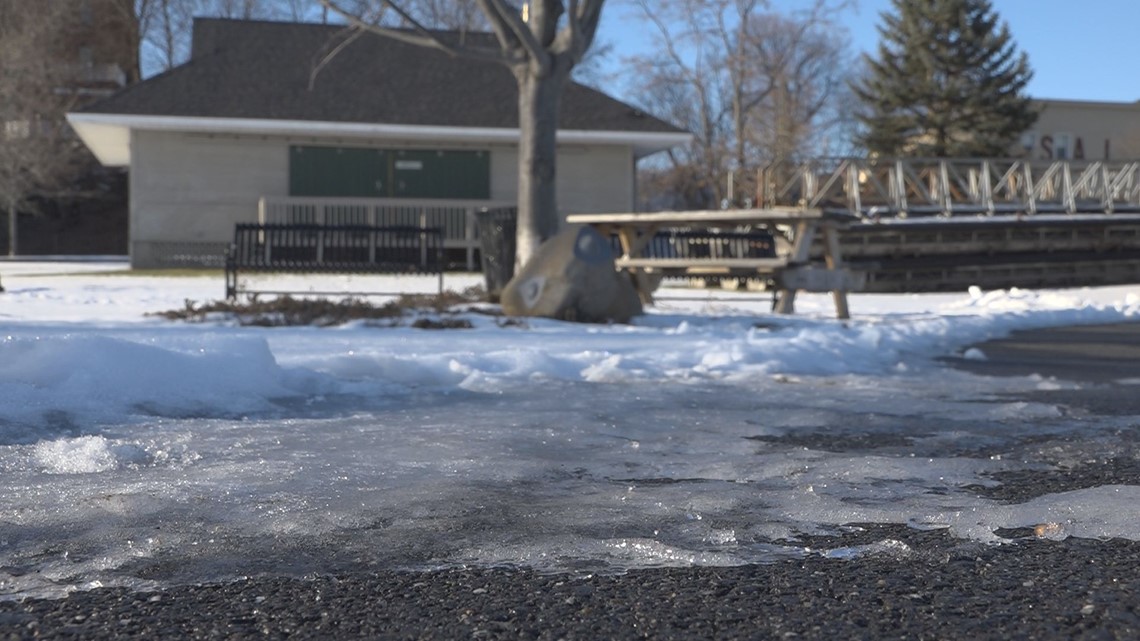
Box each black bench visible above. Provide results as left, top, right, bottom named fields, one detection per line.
left=225, top=223, right=445, bottom=299
left=649, top=228, right=777, bottom=260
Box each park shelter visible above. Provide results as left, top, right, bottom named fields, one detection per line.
left=67, top=18, right=689, bottom=268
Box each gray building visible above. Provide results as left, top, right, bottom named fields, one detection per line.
left=1018, top=99, right=1140, bottom=161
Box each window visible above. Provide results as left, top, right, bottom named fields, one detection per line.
left=1053, top=133, right=1071, bottom=160
left=4, top=120, right=30, bottom=140
left=289, top=146, right=490, bottom=199
left=1019, top=131, right=1036, bottom=153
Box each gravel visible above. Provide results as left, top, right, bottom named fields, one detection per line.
left=2, top=532, right=1139, bottom=640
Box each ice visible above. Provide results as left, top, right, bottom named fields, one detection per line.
left=0, top=262, right=1139, bottom=599
left=32, top=436, right=151, bottom=474
left=962, top=347, right=987, bottom=360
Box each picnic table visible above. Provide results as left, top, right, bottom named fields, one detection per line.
left=564, top=207, right=863, bottom=319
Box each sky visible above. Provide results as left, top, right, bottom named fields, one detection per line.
left=847, top=0, right=1140, bottom=103
left=2, top=260, right=1139, bottom=599
left=600, top=0, right=1140, bottom=104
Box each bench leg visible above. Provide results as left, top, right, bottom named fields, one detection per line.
left=224, top=261, right=237, bottom=300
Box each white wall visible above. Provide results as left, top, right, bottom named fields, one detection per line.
left=557, top=145, right=636, bottom=215
left=491, top=144, right=635, bottom=217
left=130, top=131, right=289, bottom=267
left=128, top=130, right=638, bottom=267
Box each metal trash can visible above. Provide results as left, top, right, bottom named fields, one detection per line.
left=475, top=206, right=518, bottom=302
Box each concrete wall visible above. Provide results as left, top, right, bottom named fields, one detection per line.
left=129, top=131, right=637, bottom=267
left=130, top=130, right=287, bottom=266
left=491, top=144, right=635, bottom=216
left=1020, top=100, right=1140, bottom=161
left=558, top=144, right=636, bottom=215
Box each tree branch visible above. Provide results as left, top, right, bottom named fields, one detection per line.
left=476, top=0, right=549, bottom=72
left=530, top=0, right=563, bottom=48
left=556, top=0, right=604, bottom=63
left=318, top=0, right=513, bottom=66
left=308, top=26, right=365, bottom=90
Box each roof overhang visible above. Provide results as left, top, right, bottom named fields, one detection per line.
left=66, top=113, right=693, bottom=167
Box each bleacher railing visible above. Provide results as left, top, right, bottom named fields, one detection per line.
left=757, top=158, right=1140, bottom=218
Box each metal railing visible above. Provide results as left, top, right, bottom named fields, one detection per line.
left=757, top=158, right=1140, bottom=218
left=258, top=196, right=515, bottom=270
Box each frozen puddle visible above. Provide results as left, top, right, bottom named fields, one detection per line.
left=3, top=372, right=1136, bottom=600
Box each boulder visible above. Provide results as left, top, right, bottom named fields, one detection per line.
left=500, top=226, right=643, bottom=323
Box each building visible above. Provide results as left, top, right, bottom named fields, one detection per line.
left=1018, top=99, right=1140, bottom=161
left=67, top=19, right=690, bottom=269
left=0, top=0, right=134, bottom=100
left=68, top=0, right=137, bottom=96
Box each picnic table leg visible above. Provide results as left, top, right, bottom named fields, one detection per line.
left=616, top=225, right=659, bottom=305
left=823, top=224, right=850, bottom=320
left=773, top=220, right=817, bottom=315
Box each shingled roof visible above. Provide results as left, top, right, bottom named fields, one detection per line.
left=79, top=18, right=681, bottom=135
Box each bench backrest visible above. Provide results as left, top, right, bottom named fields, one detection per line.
left=609, top=228, right=777, bottom=260
left=229, top=223, right=444, bottom=272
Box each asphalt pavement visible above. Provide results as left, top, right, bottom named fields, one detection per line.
left=948, top=321, right=1140, bottom=384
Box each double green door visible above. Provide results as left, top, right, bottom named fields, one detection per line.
left=289, top=146, right=490, bottom=199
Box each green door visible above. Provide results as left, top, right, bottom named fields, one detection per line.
left=290, top=146, right=490, bottom=199
left=290, top=146, right=389, bottom=197
left=392, top=149, right=490, bottom=199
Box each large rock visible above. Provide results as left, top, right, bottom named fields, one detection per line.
left=500, top=226, right=643, bottom=323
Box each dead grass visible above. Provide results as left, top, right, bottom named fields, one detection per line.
left=151, top=287, right=489, bottom=328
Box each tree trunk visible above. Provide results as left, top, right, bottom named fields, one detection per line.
left=514, top=63, right=568, bottom=270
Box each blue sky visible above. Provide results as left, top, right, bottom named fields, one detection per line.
left=848, top=0, right=1140, bottom=102
left=600, top=0, right=1140, bottom=104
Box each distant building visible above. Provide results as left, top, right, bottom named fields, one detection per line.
left=0, top=0, right=136, bottom=256
left=1017, top=99, right=1140, bottom=161
left=65, top=0, right=138, bottom=97
left=0, top=0, right=136, bottom=100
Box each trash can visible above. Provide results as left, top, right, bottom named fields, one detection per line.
left=475, top=207, right=518, bottom=302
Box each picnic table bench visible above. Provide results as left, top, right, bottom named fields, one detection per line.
left=224, top=223, right=444, bottom=299
left=565, top=207, right=863, bottom=319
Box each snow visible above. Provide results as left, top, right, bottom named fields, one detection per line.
left=1, top=258, right=1139, bottom=599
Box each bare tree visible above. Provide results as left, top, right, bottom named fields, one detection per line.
left=402, top=0, right=488, bottom=30
left=280, top=0, right=326, bottom=20
left=626, top=0, right=855, bottom=209
left=0, top=2, right=90, bottom=255
left=626, top=0, right=764, bottom=208
left=319, top=0, right=605, bottom=267
left=743, top=3, right=857, bottom=163
left=100, top=0, right=147, bottom=83
left=137, top=0, right=197, bottom=74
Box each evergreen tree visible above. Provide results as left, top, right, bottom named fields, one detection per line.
left=852, top=0, right=1037, bottom=157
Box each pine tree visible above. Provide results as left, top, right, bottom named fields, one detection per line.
left=852, top=0, right=1037, bottom=158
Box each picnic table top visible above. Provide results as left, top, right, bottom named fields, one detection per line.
left=616, top=257, right=790, bottom=270
left=565, top=207, right=855, bottom=226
